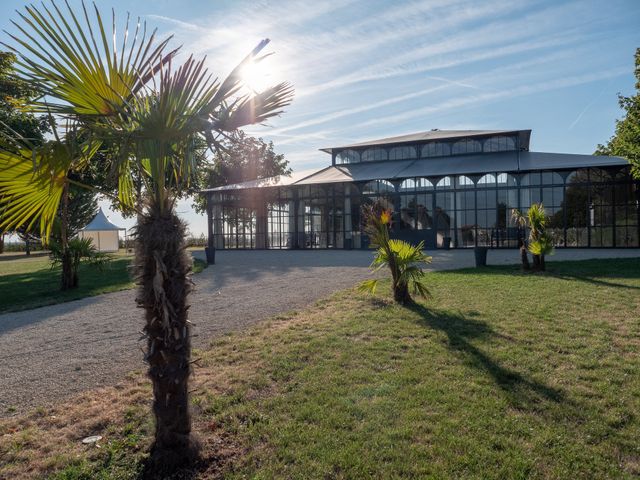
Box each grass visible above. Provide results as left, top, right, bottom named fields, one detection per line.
left=1, top=257, right=639, bottom=479
left=0, top=252, right=208, bottom=313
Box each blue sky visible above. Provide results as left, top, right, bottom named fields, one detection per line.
left=2, top=0, right=639, bottom=237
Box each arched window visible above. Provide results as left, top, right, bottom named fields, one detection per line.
left=457, top=175, right=474, bottom=188
left=335, top=149, right=359, bottom=164
left=361, top=148, right=387, bottom=162
left=478, top=174, right=497, bottom=187
left=421, top=142, right=451, bottom=158
left=416, top=178, right=433, bottom=190
left=483, top=136, right=516, bottom=152
left=436, top=177, right=452, bottom=189
left=362, top=179, right=395, bottom=195
left=399, top=178, right=416, bottom=191
left=496, top=173, right=517, bottom=186
left=452, top=138, right=482, bottom=155
left=565, top=169, right=588, bottom=185
left=389, top=146, right=417, bottom=161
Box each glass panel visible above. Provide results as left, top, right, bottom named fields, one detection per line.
left=616, top=226, right=639, bottom=247
left=456, top=190, right=475, bottom=210
left=521, top=172, right=541, bottom=186
left=421, top=142, right=451, bottom=157
left=436, top=177, right=452, bottom=189
left=399, top=178, right=416, bottom=191
left=478, top=174, right=497, bottom=187
left=361, top=148, right=387, bottom=162
left=590, top=168, right=611, bottom=183
left=566, top=169, right=589, bottom=185
left=389, top=146, right=417, bottom=160
left=336, top=149, right=359, bottom=164
left=400, top=193, right=416, bottom=229
left=435, top=191, right=454, bottom=248
left=541, top=171, right=563, bottom=185
left=483, top=135, right=516, bottom=152
left=451, top=138, right=482, bottom=155
left=416, top=193, right=433, bottom=229
left=457, top=209, right=476, bottom=247
left=477, top=189, right=496, bottom=209
left=563, top=185, right=589, bottom=247
left=416, top=178, right=434, bottom=190
left=520, top=188, right=541, bottom=209
left=457, top=175, right=474, bottom=188
left=362, top=179, right=395, bottom=195
left=497, top=173, right=517, bottom=187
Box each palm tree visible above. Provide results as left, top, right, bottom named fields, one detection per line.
left=0, top=1, right=293, bottom=473
left=359, top=204, right=432, bottom=304
left=512, top=203, right=554, bottom=271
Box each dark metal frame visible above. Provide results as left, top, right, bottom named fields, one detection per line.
left=206, top=165, right=639, bottom=252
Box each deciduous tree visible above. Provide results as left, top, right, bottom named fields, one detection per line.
left=596, top=48, right=640, bottom=179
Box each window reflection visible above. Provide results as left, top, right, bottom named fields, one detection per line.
left=335, top=149, right=360, bottom=164
left=361, top=148, right=387, bottom=162
left=421, top=142, right=451, bottom=157
left=389, top=146, right=417, bottom=160
left=452, top=139, right=482, bottom=155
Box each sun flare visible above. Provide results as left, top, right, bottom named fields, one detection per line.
left=240, top=60, right=274, bottom=93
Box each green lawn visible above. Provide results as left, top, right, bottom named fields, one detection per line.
left=1, top=258, right=639, bottom=479
left=0, top=251, right=207, bottom=313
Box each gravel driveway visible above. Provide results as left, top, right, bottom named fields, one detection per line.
left=1, top=248, right=638, bottom=415
left=0, top=250, right=373, bottom=415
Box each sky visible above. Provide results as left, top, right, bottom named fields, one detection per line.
left=2, top=0, right=640, bottom=238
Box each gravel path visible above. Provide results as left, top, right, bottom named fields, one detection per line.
left=1, top=248, right=638, bottom=415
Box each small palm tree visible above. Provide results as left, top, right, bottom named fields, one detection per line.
left=359, top=203, right=432, bottom=304
left=512, top=203, right=554, bottom=271
left=1, top=2, right=293, bottom=474
left=0, top=127, right=101, bottom=289
left=49, top=236, right=110, bottom=288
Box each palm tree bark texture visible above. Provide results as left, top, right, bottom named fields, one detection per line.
left=135, top=198, right=197, bottom=468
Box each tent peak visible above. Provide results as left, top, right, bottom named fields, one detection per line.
left=81, top=208, right=124, bottom=231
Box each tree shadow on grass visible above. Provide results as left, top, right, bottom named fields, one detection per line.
left=407, top=303, right=568, bottom=410
left=453, top=257, right=640, bottom=291
left=546, top=271, right=640, bottom=291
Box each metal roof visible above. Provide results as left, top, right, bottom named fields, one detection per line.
left=199, top=168, right=323, bottom=192
left=202, top=151, right=628, bottom=193
left=81, top=208, right=124, bottom=231
left=320, top=129, right=532, bottom=153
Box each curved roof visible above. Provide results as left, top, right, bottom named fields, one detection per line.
left=81, top=208, right=124, bottom=231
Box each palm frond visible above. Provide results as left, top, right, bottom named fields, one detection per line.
left=0, top=133, right=100, bottom=240
left=357, top=278, right=379, bottom=295
left=528, top=233, right=554, bottom=256
left=4, top=0, right=176, bottom=117
left=213, top=82, right=295, bottom=132
left=0, top=146, right=68, bottom=239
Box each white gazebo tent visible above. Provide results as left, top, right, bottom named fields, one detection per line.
left=78, top=208, right=125, bottom=252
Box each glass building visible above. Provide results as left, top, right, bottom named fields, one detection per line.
left=202, top=130, right=639, bottom=250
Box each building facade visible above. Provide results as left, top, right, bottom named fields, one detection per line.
left=202, top=130, right=639, bottom=250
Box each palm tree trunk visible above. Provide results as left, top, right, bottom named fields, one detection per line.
left=60, top=181, right=75, bottom=290
left=135, top=197, right=197, bottom=473
left=393, top=281, right=411, bottom=304
left=519, top=245, right=530, bottom=271
left=532, top=254, right=541, bottom=271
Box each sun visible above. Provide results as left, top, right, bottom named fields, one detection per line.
left=240, top=60, right=274, bottom=94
